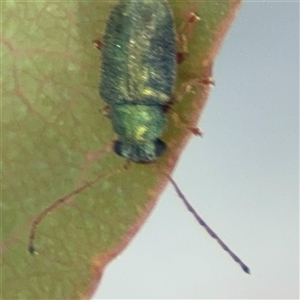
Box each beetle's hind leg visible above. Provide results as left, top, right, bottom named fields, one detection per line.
left=176, top=10, right=200, bottom=64
left=176, top=8, right=215, bottom=86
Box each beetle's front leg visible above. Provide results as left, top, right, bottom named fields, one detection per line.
left=165, top=103, right=203, bottom=137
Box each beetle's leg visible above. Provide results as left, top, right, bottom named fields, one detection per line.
left=94, top=39, right=111, bottom=119
left=175, top=7, right=214, bottom=102
left=99, top=105, right=111, bottom=118
left=176, top=10, right=201, bottom=64
left=175, top=60, right=215, bottom=107
left=167, top=107, right=203, bottom=137
left=189, top=127, right=203, bottom=137
left=92, top=39, right=103, bottom=51
left=176, top=8, right=215, bottom=87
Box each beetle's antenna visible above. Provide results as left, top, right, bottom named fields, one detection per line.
left=28, top=166, right=126, bottom=255
left=167, top=175, right=250, bottom=274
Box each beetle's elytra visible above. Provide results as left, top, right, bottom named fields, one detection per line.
left=100, top=0, right=176, bottom=163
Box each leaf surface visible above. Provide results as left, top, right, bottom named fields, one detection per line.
left=2, top=1, right=241, bottom=299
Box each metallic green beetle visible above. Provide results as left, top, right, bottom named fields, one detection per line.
left=28, top=0, right=250, bottom=274
left=100, top=0, right=176, bottom=163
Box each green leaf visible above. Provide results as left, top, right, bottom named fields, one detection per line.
left=2, top=1, right=241, bottom=299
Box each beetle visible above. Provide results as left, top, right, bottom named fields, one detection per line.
left=100, top=0, right=176, bottom=163
left=28, top=0, right=250, bottom=274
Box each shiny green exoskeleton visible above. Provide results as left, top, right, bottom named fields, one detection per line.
left=100, top=0, right=176, bottom=163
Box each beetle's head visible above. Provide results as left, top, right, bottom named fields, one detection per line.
left=113, top=139, right=166, bottom=163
